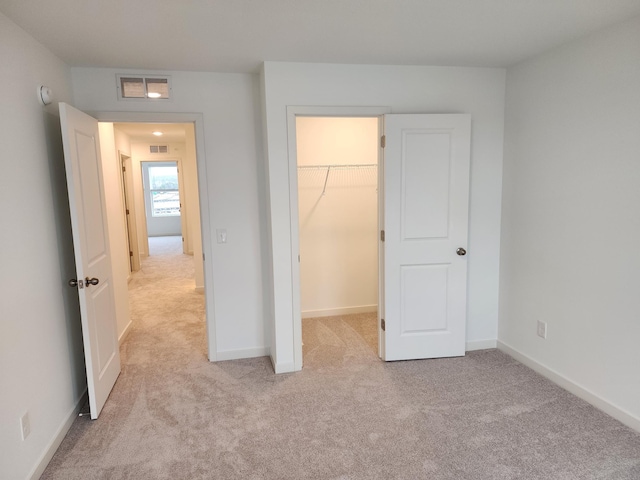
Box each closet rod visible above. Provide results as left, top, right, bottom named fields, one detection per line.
left=297, top=163, right=377, bottom=169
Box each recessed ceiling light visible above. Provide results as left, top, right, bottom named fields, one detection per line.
left=152, top=131, right=163, bottom=136
left=147, top=92, right=162, bottom=98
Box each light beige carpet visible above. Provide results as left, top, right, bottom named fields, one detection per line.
left=42, top=237, right=640, bottom=479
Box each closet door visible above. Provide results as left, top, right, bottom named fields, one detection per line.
left=383, top=114, right=471, bottom=361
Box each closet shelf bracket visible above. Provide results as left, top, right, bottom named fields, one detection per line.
left=322, top=166, right=331, bottom=196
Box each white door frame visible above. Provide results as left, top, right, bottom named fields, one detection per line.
left=120, top=152, right=140, bottom=274
left=286, top=106, right=391, bottom=371
left=91, top=111, right=217, bottom=361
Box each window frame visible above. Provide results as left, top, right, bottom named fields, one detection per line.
left=147, top=164, right=181, bottom=218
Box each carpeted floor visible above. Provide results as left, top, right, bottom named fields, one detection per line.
left=42, top=237, right=640, bottom=479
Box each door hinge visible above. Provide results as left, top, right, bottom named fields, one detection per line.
left=298, top=254, right=300, bottom=262
left=122, top=166, right=126, bottom=172
left=381, top=318, right=385, bottom=331
left=380, top=230, right=385, bottom=242
left=380, top=135, right=386, bottom=148
left=126, top=209, right=130, bottom=215
left=129, top=251, right=133, bottom=257
left=202, top=253, right=205, bottom=261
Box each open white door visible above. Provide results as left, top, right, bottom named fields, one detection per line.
left=60, top=103, right=121, bottom=419
left=383, top=114, right=471, bottom=361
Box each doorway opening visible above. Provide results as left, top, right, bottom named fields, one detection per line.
left=60, top=106, right=216, bottom=418
left=120, top=153, right=140, bottom=274
left=111, top=122, right=205, bottom=288
left=294, top=116, right=381, bottom=367
left=105, top=122, right=207, bottom=359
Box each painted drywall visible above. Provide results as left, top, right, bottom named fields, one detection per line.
left=98, top=123, right=132, bottom=343
left=72, top=68, right=268, bottom=359
left=262, top=62, right=506, bottom=372
left=128, top=142, right=150, bottom=257
left=500, top=15, right=640, bottom=426
left=0, top=12, right=85, bottom=480
left=184, top=124, right=205, bottom=290
left=296, top=117, right=378, bottom=317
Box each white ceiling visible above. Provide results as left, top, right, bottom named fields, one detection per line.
left=2, top=0, right=640, bottom=72
left=114, top=123, right=186, bottom=143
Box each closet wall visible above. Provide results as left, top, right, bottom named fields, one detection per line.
left=296, top=117, right=379, bottom=317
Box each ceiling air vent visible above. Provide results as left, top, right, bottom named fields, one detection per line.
left=116, top=74, right=172, bottom=101
left=150, top=145, right=168, bottom=154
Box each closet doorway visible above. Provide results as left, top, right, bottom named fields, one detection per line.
left=295, top=117, right=381, bottom=364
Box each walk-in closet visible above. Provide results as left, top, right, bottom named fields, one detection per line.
left=296, top=117, right=380, bottom=361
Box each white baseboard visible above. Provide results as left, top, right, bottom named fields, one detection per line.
left=28, top=390, right=88, bottom=480
left=270, top=356, right=297, bottom=374
left=118, top=320, right=133, bottom=346
left=466, top=339, right=497, bottom=351
left=498, top=340, right=640, bottom=434
left=302, top=304, right=377, bottom=319
left=215, top=347, right=270, bottom=362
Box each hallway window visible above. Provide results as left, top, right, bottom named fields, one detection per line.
left=149, top=165, right=180, bottom=217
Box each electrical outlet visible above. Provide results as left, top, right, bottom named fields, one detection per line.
left=537, top=320, right=547, bottom=339
left=20, top=412, right=30, bottom=440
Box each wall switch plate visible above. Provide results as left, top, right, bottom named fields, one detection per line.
left=20, top=412, right=30, bottom=440
left=216, top=229, right=227, bottom=244
left=537, top=320, right=547, bottom=339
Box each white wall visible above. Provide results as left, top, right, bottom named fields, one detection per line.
left=98, top=123, right=132, bottom=343
left=128, top=141, right=150, bottom=257
left=184, top=124, right=205, bottom=290
left=72, top=68, right=269, bottom=360
left=0, top=12, right=85, bottom=480
left=296, top=117, right=378, bottom=317
left=112, top=128, right=136, bottom=272
left=262, top=62, right=506, bottom=372
left=499, top=15, right=640, bottom=430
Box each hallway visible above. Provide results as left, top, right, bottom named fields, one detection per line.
left=125, top=236, right=207, bottom=364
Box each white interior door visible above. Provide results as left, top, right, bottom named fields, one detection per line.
left=60, top=103, right=121, bottom=419
left=383, top=114, right=471, bottom=361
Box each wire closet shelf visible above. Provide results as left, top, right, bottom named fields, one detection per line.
left=297, top=164, right=377, bottom=196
